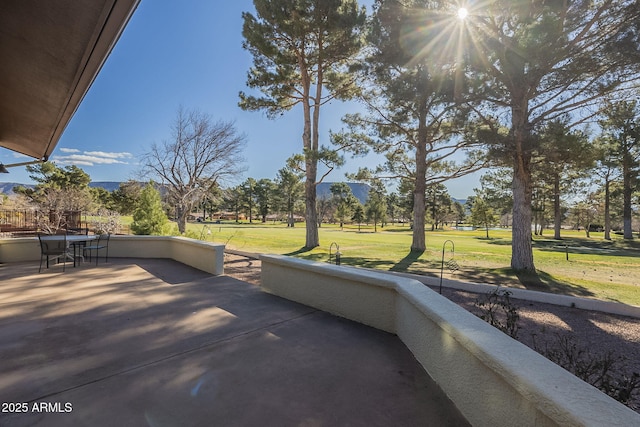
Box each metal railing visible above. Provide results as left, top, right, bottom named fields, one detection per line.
left=0, top=209, right=82, bottom=237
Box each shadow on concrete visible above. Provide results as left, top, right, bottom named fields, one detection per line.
left=0, top=259, right=469, bottom=426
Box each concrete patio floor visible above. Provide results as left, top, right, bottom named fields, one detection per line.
left=0, top=258, right=469, bottom=427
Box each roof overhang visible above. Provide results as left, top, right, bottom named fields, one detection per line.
left=0, top=0, right=141, bottom=161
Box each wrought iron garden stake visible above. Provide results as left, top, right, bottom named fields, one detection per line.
left=439, top=240, right=458, bottom=294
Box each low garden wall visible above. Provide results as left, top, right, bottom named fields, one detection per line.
left=0, top=235, right=224, bottom=275
left=260, top=254, right=640, bottom=427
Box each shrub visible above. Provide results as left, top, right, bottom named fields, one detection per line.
left=474, top=287, right=520, bottom=338
left=131, top=182, right=168, bottom=235
left=91, top=208, right=121, bottom=234
left=532, top=333, right=640, bottom=408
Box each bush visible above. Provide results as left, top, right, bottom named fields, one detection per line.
left=91, top=208, right=121, bottom=234
left=474, top=287, right=520, bottom=338
left=532, top=333, right=640, bottom=408
left=475, top=288, right=640, bottom=408
left=131, top=182, right=168, bottom=235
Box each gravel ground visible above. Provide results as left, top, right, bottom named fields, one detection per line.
left=438, top=287, right=640, bottom=411
left=223, top=253, right=640, bottom=412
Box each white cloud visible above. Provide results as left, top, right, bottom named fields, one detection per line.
left=51, top=150, right=133, bottom=167
left=84, top=151, right=132, bottom=159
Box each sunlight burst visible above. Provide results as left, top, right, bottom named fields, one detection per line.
left=457, top=8, right=468, bottom=20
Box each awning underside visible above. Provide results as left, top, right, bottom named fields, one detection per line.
left=0, top=0, right=140, bottom=161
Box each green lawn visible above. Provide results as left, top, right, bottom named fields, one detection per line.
left=177, top=220, right=640, bottom=306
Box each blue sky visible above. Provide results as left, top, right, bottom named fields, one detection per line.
left=1, top=0, right=478, bottom=198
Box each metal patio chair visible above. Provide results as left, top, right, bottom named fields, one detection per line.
left=38, top=233, right=67, bottom=272
left=83, top=233, right=111, bottom=265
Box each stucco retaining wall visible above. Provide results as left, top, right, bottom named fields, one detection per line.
left=260, top=254, right=640, bottom=427
left=0, top=235, right=224, bottom=275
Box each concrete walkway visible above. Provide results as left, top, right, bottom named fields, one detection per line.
left=0, top=259, right=468, bottom=426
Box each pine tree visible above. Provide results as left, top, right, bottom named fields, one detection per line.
left=240, top=0, right=367, bottom=248
left=131, top=182, right=168, bottom=235
left=351, top=204, right=365, bottom=232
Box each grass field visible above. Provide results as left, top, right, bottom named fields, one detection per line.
left=181, top=220, right=640, bottom=306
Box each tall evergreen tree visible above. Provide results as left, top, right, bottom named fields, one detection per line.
left=338, top=0, right=485, bottom=252
left=455, top=0, right=640, bottom=271
left=598, top=100, right=640, bottom=239
left=111, top=181, right=143, bottom=216
left=223, top=186, right=245, bottom=223
left=255, top=178, right=277, bottom=223
left=470, top=195, right=496, bottom=239
left=240, top=0, right=367, bottom=248
left=536, top=121, right=594, bottom=239
left=425, top=183, right=452, bottom=231
left=592, top=136, right=623, bottom=240
left=241, top=178, right=257, bottom=223
left=329, top=182, right=358, bottom=229
left=351, top=203, right=365, bottom=232
left=276, top=167, right=304, bottom=227
left=385, top=192, right=399, bottom=224
left=478, top=169, right=514, bottom=227
left=365, top=184, right=387, bottom=232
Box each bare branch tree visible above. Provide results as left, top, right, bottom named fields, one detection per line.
left=142, top=107, right=246, bottom=233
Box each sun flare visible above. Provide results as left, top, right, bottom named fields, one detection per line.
left=457, top=7, right=468, bottom=20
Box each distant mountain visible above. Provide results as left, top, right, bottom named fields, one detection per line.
left=2, top=180, right=463, bottom=206
left=0, top=181, right=120, bottom=195
left=88, top=182, right=121, bottom=192
left=317, top=182, right=370, bottom=205
left=2, top=181, right=375, bottom=205
left=0, top=182, right=33, bottom=195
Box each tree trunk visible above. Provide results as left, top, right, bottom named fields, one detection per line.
left=301, top=74, right=319, bottom=248
left=412, top=143, right=427, bottom=252
left=288, top=196, right=295, bottom=228
left=553, top=176, right=562, bottom=240
left=411, top=95, right=429, bottom=252
left=304, top=170, right=319, bottom=248
left=431, top=200, right=436, bottom=231
left=511, top=145, right=536, bottom=272
left=177, top=204, right=187, bottom=234
left=604, top=179, right=611, bottom=240
left=509, top=81, right=536, bottom=271
left=623, top=155, right=633, bottom=239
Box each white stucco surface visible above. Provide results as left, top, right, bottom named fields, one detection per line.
left=260, top=254, right=640, bottom=427
left=0, top=235, right=224, bottom=275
